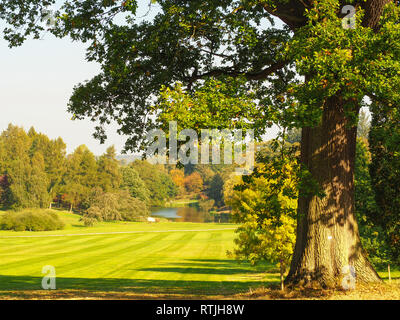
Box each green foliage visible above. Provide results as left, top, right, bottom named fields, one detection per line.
left=28, top=127, right=67, bottom=199
left=7, top=157, right=49, bottom=209
left=223, top=173, right=242, bottom=207
left=96, top=146, right=122, bottom=192
left=355, top=138, right=378, bottom=218
left=0, top=125, right=54, bottom=209
left=230, top=214, right=296, bottom=284
left=131, top=160, right=177, bottom=206
left=80, top=215, right=97, bottom=227
left=285, top=0, right=400, bottom=127
left=355, top=137, right=391, bottom=268
left=207, top=174, right=225, bottom=207
left=369, top=105, right=400, bottom=265
left=62, top=145, right=98, bottom=211
left=157, top=78, right=260, bottom=135
left=8, top=0, right=393, bottom=152
left=0, top=209, right=65, bottom=231
left=225, top=138, right=298, bottom=272
left=0, top=125, right=184, bottom=213
left=120, top=166, right=150, bottom=203
left=83, top=189, right=149, bottom=225
left=226, top=144, right=298, bottom=287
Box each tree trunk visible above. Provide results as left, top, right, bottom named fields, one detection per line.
left=285, top=95, right=381, bottom=288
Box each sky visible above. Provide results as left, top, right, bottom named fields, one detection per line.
left=0, top=36, right=124, bottom=155
left=0, top=1, right=278, bottom=155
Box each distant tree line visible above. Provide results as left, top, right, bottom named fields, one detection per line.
left=0, top=124, right=236, bottom=223
left=0, top=125, right=172, bottom=223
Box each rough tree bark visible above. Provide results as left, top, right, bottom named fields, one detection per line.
left=362, top=0, right=392, bottom=30
left=285, top=96, right=381, bottom=287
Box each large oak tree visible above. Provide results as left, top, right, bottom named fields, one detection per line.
left=1, top=0, right=399, bottom=287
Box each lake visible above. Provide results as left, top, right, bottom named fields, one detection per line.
left=151, top=202, right=231, bottom=223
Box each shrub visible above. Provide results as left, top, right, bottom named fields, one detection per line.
left=0, top=210, right=65, bottom=231
left=80, top=215, right=97, bottom=227
left=81, top=190, right=149, bottom=226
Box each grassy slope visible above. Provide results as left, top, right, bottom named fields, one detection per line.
left=0, top=210, right=398, bottom=299
left=0, top=210, right=233, bottom=236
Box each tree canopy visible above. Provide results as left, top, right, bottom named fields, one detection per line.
left=0, top=1, right=398, bottom=138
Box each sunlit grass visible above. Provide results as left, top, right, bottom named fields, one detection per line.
left=0, top=210, right=278, bottom=299
left=0, top=209, right=235, bottom=236
left=0, top=209, right=398, bottom=299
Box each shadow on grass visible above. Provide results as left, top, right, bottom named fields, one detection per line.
left=174, top=259, right=278, bottom=271
left=0, top=259, right=279, bottom=297
left=135, top=260, right=275, bottom=275
left=136, top=267, right=259, bottom=275
left=380, top=275, right=400, bottom=281
left=0, top=275, right=278, bottom=297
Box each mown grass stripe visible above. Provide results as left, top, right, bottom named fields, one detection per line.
left=0, top=234, right=144, bottom=273
left=101, top=232, right=199, bottom=279
left=54, top=233, right=174, bottom=277
left=0, top=235, right=114, bottom=258
left=0, top=216, right=278, bottom=297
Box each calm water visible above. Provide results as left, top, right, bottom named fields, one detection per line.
left=151, top=203, right=231, bottom=223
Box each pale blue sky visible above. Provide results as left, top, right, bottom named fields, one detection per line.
left=0, top=1, right=150, bottom=155
left=0, top=35, right=122, bottom=155
left=0, top=1, right=278, bottom=155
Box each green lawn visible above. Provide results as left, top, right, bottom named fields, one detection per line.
left=0, top=210, right=397, bottom=299
left=0, top=210, right=278, bottom=299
